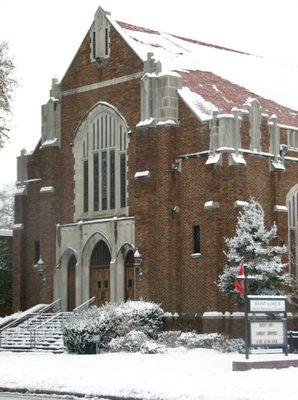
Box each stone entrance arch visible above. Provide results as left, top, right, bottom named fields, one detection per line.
left=82, top=231, right=113, bottom=303
left=54, top=248, right=79, bottom=311
left=114, top=243, right=135, bottom=302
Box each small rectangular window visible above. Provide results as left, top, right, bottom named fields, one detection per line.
left=193, top=225, right=201, bottom=254
left=105, top=28, right=109, bottom=56
left=92, top=31, right=96, bottom=59
left=34, top=240, right=40, bottom=265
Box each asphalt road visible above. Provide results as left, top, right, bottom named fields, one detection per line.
left=0, top=393, right=105, bottom=400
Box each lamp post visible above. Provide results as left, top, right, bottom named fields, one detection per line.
left=134, top=248, right=143, bottom=281
left=35, top=257, right=46, bottom=286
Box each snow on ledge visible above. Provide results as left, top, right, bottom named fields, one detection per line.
left=23, top=178, right=42, bottom=184
left=230, top=153, right=246, bottom=165
left=234, top=200, right=249, bottom=208
left=134, top=171, right=150, bottom=179
left=205, top=153, right=221, bottom=165
left=40, top=186, right=55, bottom=193
left=204, top=200, right=219, bottom=209
left=274, top=205, right=288, bottom=213
left=15, top=186, right=27, bottom=196
left=156, top=119, right=177, bottom=126
left=136, top=118, right=155, bottom=127
left=13, top=224, right=24, bottom=230
left=0, top=229, right=13, bottom=237
left=40, top=138, right=59, bottom=148
left=203, top=312, right=223, bottom=317
left=271, top=161, right=285, bottom=171
left=191, top=253, right=202, bottom=259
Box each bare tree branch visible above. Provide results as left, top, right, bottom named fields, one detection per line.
left=0, top=41, right=17, bottom=148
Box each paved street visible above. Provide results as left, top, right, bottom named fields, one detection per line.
left=0, top=393, right=97, bottom=400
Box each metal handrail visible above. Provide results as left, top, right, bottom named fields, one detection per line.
left=73, top=297, right=96, bottom=314
left=0, top=312, right=44, bottom=333
left=31, top=311, right=72, bottom=348
left=39, top=298, right=61, bottom=314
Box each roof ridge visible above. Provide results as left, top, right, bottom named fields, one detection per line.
left=116, top=20, right=253, bottom=57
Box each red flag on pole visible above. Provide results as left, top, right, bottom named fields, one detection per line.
left=235, top=263, right=244, bottom=295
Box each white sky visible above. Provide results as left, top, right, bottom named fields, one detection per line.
left=0, top=0, right=297, bottom=186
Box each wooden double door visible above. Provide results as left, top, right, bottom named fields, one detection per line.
left=90, top=267, right=110, bottom=307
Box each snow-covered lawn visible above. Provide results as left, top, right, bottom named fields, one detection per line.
left=0, top=349, right=297, bottom=400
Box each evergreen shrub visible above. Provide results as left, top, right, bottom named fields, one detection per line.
left=63, top=301, right=164, bottom=354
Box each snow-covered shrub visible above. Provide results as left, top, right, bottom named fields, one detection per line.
left=115, top=300, right=164, bottom=338
left=157, top=331, right=182, bottom=347
left=141, top=341, right=166, bottom=354
left=213, top=337, right=245, bottom=353
left=108, top=331, right=148, bottom=353
left=63, top=301, right=164, bottom=354
left=63, top=303, right=122, bottom=354
left=177, top=332, right=222, bottom=349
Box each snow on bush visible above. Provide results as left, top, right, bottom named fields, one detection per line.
left=140, top=340, right=166, bottom=354
left=108, top=330, right=166, bottom=354
left=63, top=301, right=164, bottom=354
left=177, top=332, right=222, bottom=349
left=108, top=331, right=148, bottom=353
left=157, top=331, right=245, bottom=353
left=157, top=331, right=182, bottom=347
left=217, top=198, right=293, bottom=303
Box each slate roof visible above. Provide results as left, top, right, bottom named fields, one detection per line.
left=111, top=19, right=298, bottom=127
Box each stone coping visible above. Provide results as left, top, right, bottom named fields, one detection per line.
left=233, top=358, right=298, bottom=371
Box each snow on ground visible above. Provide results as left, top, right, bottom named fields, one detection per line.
left=0, top=349, right=297, bottom=400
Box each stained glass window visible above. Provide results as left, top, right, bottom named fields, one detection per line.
left=110, top=150, right=115, bottom=209
left=93, top=153, right=99, bottom=211
left=120, top=153, right=126, bottom=208
left=102, top=151, right=107, bottom=210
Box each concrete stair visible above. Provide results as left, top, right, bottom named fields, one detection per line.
left=0, top=298, right=95, bottom=353
left=0, top=312, right=71, bottom=353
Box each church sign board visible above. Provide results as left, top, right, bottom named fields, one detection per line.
left=248, top=295, right=287, bottom=314
left=249, top=320, right=287, bottom=349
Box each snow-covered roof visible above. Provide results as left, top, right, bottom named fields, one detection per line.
left=110, top=19, right=298, bottom=127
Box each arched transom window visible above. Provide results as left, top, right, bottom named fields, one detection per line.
left=288, top=187, right=298, bottom=279
left=74, top=102, right=129, bottom=220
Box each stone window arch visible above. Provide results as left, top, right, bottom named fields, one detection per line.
left=287, top=185, right=298, bottom=279
left=74, top=102, right=129, bottom=220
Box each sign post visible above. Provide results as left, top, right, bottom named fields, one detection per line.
left=236, top=265, right=288, bottom=359
left=247, top=295, right=288, bottom=356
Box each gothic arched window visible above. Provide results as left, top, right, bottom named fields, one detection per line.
left=74, top=102, right=129, bottom=220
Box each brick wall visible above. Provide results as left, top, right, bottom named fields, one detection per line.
left=12, top=17, right=298, bottom=316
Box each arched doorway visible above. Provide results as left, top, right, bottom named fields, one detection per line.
left=67, top=255, right=77, bottom=311
left=124, top=250, right=135, bottom=301
left=90, top=240, right=111, bottom=306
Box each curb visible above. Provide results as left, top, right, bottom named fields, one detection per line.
left=0, top=387, right=146, bottom=400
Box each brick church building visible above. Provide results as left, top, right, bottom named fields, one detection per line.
left=12, top=5, right=298, bottom=314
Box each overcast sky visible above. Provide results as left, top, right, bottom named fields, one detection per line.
left=0, top=0, right=297, bottom=186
